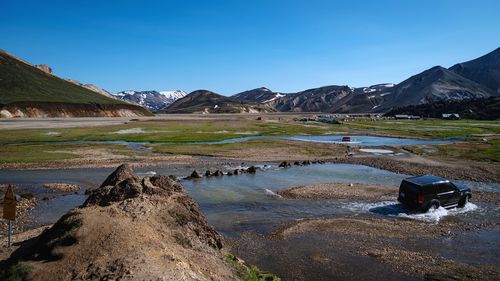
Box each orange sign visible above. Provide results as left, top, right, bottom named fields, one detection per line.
left=3, top=185, right=16, bottom=221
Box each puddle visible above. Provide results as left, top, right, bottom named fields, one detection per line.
left=41, top=131, right=61, bottom=136
left=359, top=149, right=394, bottom=154
left=111, top=128, right=145, bottom=134
left=198, top=135, right=460, bottom=146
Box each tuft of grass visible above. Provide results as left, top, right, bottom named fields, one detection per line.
left=1, top=261, right=31, bottom=281
left=224, top=252, right=281, bottom=281
left=46, top=215, right=82, bottom=248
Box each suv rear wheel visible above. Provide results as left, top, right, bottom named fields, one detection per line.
left=426, top=200, right=440, bottom=212
left=458, top=195, right=469, bottom=208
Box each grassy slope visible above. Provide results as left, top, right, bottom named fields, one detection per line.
left=0, top=51, right=127, bottom=105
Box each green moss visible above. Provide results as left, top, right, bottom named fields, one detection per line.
left=224, top=252, right=281, bottom=281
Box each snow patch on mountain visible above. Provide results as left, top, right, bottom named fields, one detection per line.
left=262, top=93, right=285, bottom=103
left=112, top=90, right=187, bottom=112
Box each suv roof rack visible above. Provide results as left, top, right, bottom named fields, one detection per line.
left=405, top=175, right=449, bottom=186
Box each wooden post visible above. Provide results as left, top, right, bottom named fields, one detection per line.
left=3, top=184, right=16, bottom=247
left=8, top=220, right=12, bottom=247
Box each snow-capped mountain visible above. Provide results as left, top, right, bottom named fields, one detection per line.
left=113, top=90, right=187, bottom=112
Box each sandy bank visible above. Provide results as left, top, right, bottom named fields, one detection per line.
left=278, top=183, right=397, bottom=201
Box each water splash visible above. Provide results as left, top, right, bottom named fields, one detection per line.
left=344, top=201, right=479, bottom=223
left=264, top=188, right=282, bottom=198
left=397, top=203, right=478, bottom=223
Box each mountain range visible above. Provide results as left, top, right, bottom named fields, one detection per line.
left=162, top=47, right=500, bottom=114
left=1, top=47, right=499, bottom=117
left=160, top=90, right=270, bottom=114
left=113, top=90, right=186, bottom=112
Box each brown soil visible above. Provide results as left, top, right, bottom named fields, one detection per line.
left=278, top=183, right=397, bottom=201
left=0, top=164, right=242, bottom=280
left=42, top=183, right=80, bottom=192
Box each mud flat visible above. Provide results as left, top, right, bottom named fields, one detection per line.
left=278, top=183, right=397, bottom=201
left=265, top=217, right=500, bottom=281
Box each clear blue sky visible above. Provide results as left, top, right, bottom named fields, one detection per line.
left=1, top=0, right=499, bottom=95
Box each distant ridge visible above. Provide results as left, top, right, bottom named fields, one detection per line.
left=160, top=90, right=272, bottom=113
left=449, top=47, right=500, bottom=94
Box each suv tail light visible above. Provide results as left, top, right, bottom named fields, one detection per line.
left=418, top=195, right=424, bottom=204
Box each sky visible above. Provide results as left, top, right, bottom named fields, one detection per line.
left=1, top=0, right=499, bottom=95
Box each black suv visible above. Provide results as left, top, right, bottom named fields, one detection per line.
left=397, top=175, right=471, bottom=212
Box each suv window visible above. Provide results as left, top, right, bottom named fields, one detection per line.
left=437, top=183, right=454, bottom=193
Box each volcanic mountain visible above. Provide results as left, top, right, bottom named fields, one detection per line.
left=0, top=50, right=151, bottom=118
left=232, top=87, right=285, bottom=103
left=449, top=47, right=500, bottom=94
left=374, top=66, right=495, bottom=112
left=160, top=90, right=272, bottom=113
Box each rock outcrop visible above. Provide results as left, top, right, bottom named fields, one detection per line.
left=35, top=64, right=52, bottom=74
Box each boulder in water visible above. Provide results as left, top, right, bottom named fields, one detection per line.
left=190, top=170, right=202, bottom=179
left=279, top=161, right=291, bottom=168
left=247, top=166, right=257, bottom=174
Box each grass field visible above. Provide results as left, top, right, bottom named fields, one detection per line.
left=1, top=119, right=499, bottom=145
left=0, top=118, right=498, bottom=165
left=343, top=119, right=500, bottom=138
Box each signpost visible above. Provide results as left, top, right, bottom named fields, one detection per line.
left=3, top=184, right=16, bottom=247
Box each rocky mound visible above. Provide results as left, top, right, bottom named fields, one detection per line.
left=0, top=164, right=242, bottom=280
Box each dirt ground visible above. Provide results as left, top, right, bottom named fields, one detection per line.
left=278, top=183, right=397, bottom=201
left=267, top=217, right=500, bottom=281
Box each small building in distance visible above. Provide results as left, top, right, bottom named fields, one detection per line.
left=442, top=113, right=460, bottom=120
left=394, top=114, right=421, bottom=120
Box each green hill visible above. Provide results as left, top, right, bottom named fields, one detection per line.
left=0, top=50, right=151, bottom=117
